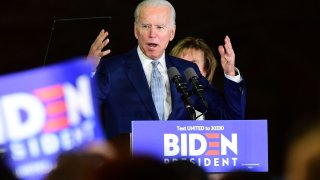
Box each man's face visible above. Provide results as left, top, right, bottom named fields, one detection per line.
left=134, top=5, right=176, bottom=60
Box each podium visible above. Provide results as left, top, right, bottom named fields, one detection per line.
left=131, top=120, right=268, bottom=173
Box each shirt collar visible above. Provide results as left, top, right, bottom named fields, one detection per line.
left=137, top=46, right=166, bottom=69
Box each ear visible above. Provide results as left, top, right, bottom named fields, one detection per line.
left=134, top=24, right=138, bottom=39
left=169, top=25, right=176, bottom=41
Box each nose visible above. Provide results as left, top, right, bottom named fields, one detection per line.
left=148, top=26, right=157, bottom=37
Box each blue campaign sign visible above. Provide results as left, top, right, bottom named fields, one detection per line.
left=0, top=58, right=105, bottom=180
left=132, top=120, right=268, bottom=173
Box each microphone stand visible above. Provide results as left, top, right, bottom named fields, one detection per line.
left=182, top=95, right=196, bottom=120
left=172, top=79, right=196, bottom=120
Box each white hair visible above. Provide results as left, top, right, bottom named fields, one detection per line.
left=134, top=0, right=176, bottom=26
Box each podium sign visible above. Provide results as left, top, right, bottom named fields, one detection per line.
left=132, top=120, right=268, bottom=172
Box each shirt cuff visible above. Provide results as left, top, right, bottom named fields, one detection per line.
left=224, top=67, right=242, bottom=83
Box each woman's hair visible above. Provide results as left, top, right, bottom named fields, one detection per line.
left=170, top=37, right=217, bottom=83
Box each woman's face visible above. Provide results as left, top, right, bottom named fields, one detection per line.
left=179, top=48, right=206, bottom=77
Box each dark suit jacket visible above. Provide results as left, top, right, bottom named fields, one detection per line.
left=94, top=48, right=246, bottom=139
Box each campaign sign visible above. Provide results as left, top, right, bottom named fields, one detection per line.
left=132, top=120, right=268, bottom=172
left=0, top=59, right=105, bottom=180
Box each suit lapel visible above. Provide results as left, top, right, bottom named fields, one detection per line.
left=125, top=49, right=159, bottom=120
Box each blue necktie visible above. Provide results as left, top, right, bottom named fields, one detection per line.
left=150, top=61, right=164, bottom=120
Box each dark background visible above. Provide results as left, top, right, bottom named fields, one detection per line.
left=0, top=0, right=319, bottom=177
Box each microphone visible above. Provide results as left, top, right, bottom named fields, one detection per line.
left=168, top=67, right=189, bottom=97
left=167, top=67, right=196, bottom=119
left=184, top=67, right=208, bottom=109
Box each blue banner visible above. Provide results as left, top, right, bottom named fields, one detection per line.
left=0, top=59, right=105, bottom=180
left=132, top=120, right=268, bottom=172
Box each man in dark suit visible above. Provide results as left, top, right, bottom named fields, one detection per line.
left=89, top=0, right=246, bottom=139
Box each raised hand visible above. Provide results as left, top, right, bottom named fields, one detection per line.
left=218, top=35, right=236, bottom=76
left=87, top=29, right=111, bottom=66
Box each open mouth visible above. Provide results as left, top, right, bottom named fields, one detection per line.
left=147, top=43, right=158, bottom=48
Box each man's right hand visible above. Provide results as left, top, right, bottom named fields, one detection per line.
left=87, top=29, right=111, bottom=67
